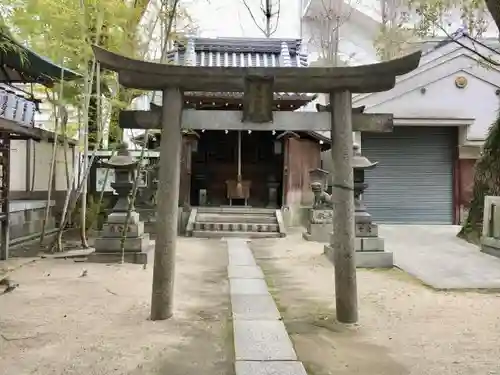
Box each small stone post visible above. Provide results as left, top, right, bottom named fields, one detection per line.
left=151, top=88, right=183, bottom=321
left=330, top=90, right=358, bottom=324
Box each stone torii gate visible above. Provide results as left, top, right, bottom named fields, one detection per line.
left=92, top=45, right=421, bottom=323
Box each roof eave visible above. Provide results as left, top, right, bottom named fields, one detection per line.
left=0, top=32, right=82, bottom=86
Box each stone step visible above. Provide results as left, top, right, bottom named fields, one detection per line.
left=196, top=214, right=277, bottom=224
left=196, top=207, right=276, bottom=215
left=193, top=222, right=279, bottom=232
left=192, top=230, right=281, bottom=239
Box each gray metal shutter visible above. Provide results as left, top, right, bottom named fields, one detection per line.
left=361, top=126, right=455, bottom=224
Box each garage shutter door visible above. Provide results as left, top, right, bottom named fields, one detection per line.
left=362, top=126, right=455, bottom=224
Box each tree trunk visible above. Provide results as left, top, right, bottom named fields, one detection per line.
left=457, top=1, right=500, bottom=242
left=485, top=0, right=500, bottom=32
left=458, top=113, right=500, bottom=242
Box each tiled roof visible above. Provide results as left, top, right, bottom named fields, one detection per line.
left=183, top=91, right=315, bottom=101
left=424, top=28, right=500, bottom=56
left=149, top=37, right=315, bottom=106
left=166, top=37, right=308, bottom=68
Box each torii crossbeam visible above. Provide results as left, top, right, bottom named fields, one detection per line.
left=92, top=45, right=421, bottom=324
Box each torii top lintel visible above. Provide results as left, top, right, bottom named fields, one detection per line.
left=92, top=46, right=421, bottom=94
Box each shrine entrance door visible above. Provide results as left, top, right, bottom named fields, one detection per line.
left=190, top=130, right=284, bottom=207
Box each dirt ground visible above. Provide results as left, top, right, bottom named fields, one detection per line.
left=250, top=230, right=500, bottom=375
left=0, top=238, right=234, bottom=375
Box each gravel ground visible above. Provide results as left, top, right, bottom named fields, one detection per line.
left=0, top=238, right=233, bottom=375
left=250, top=230, right=500, bottom=375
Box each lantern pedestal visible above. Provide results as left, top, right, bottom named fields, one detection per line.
left=90, top=212, right=151, bottom=265
left=324, top=228, right=393, bottom=268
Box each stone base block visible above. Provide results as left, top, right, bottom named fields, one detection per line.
left=101, top=222, right=144, bottom=238
left=94, top=233, right=151, bottom=253
left=355, top=222, right=379, bottom=237
left=304, top=223, right=382, bottom=244
left=107, top=212, right=141, bottom=225
left=87, top=250, right=149, bottom=265
left=324, top=245, right=393, bottom=268
left=355, top=237, right=385, bottom=251
left=481, top=245, right=500, bottom=258
left=329, top=232, right=385, bottom=252
left=481, top=236, right=500, bottom=258
left=302, top=223, right=330, bottom=243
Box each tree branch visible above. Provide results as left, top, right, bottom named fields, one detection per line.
left=269, top=0, right=281, bottom=36
left=435, top=22, right=500, bottom=66
left=241, top=0, right=268, bottom=36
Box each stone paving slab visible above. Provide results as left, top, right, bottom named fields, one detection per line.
left=228, top=248, right=257, bottom=266
left=225, top=238, right=251, bottom=244
left=235, top=361, right=307, bottom=375
left=228, top=265, right=264, bottom=279
left=233, top=320, right=297, bottom=361
left=231, top=294, right=281, bottom=320
left=381, top=225, right=500, bottom=289
left=230, top=278, right=270, bottom=295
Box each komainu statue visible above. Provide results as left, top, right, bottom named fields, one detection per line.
left=311, top=181, right=333, bottom=209
left=303, top=181, right=333, bottom=242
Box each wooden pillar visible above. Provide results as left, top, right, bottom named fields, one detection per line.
left=25, top=139, right=31, bottom=191
left=282, top=136, right=290, bottom=206
left=179, top=135, right=195, bottom=207
left=151, top=88, right=183, bottom=320
left=330, top=90, right=358, bottom=324
left=0, top=133, right=10, bottom=260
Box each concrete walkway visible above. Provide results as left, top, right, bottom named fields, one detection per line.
left=226, top=238, right=307, bottom=375
left=380, top=225, right=500, bottom=289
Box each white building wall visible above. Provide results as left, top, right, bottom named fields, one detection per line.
left=55, top=146, right=75, bottom=191
left=354, top=38, right=500, bottom=142
left=8, top=139, right=75, bottom=193
left=32, top=141, right=53, bottom=191
left=9, top=140, right=27, bottom=191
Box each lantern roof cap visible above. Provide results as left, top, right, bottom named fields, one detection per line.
left=352, top=143, right=378, bottom=169
left=309, top=167, right=329, bottom=177
left=103, top=142, right=138, bottom=168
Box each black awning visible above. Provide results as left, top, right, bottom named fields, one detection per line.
left=0, top=28, right=81, bottom=86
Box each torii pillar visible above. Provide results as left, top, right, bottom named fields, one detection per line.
left=92, top=45, right=421, bottom=323
left=152, top=88, right=182, bottom=319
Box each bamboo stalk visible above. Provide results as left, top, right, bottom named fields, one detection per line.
left=40, top=69, right=64, bottom=246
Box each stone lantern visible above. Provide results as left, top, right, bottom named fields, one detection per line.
left=89, top=142, right=150, bottom=265
left=323, top=143, right=393, bottom=268
left=352, top=143, right=378, bottom=225
left=105, top=143, right=139, bottom=212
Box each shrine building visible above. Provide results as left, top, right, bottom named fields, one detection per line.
left=130, top=37, right=330, bottom=213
